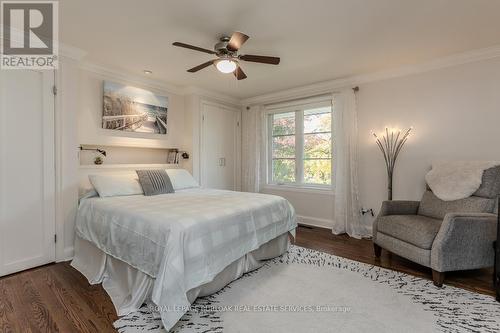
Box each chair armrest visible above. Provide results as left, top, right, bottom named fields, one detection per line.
left=378, top=200, right=420, bottom=217
left=431, top=213, right=497, bottom=272
left=373, top=201, right=420, bottom=242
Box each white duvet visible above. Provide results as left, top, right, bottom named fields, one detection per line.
left=75, top=188, right=296, bottom=331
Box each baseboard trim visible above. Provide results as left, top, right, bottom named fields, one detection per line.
left=59, top=246, right=74, bottom=262
left=296, top=215, right=333, bottom=229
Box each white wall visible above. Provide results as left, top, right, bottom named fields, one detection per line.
left=183, top=94, right=201, bottom=180
left=57, top=56, right=81, bottom=260
left=78, top=69, right=186, bottom=150
left=357, top=57, right=500, bottom=230
left=260, top=187, right=335, bottom=228
left=257, top=56, right=500, bottom=231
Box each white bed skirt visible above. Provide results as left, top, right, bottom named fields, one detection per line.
left=71, top=232, right=292, bottom=317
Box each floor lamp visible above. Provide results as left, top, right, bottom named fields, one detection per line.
left=371, top=127, right=412, bottom=200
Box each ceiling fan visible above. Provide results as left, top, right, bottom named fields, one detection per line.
left=173, top=32, right=280, bottom=80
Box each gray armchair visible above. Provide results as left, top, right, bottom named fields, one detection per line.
left=373, top=166, right=500, bottom=286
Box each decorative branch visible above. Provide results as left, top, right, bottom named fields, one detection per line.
left=371, top=127, right=413, bottom=200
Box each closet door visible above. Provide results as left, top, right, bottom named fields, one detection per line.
left=0, top=70, right=56, bottom=276
left=201, top=101, right=241, bottom=190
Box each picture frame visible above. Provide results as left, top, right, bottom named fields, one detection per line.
left=102, top=81, right=168, bottom=134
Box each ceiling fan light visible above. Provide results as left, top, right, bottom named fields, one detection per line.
left=215, top=59, right=237, bottom=73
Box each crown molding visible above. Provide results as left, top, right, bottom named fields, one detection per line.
left=356, top=44, right=500, bottom=84
left=242, top=77, right=354, bottom=106
left=79, top=61, right=185, bottom=95
left=59, top=43, right=87, bottom=61
left=79, top=61, right=241, bottom=105
left=242, top=44, right=500, bottom=106
left=182, top=86, right=242, bottom=107
left=76, top=44, right=500, bottom=106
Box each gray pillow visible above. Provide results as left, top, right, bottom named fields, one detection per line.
left=136, top=169, right=175, bottom=196
left=418, top=190, right=495, bottom=220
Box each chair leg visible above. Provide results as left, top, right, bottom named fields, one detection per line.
left=432, top=270, right=445, bottom=287
left=373, top=243, right=382, bottom=258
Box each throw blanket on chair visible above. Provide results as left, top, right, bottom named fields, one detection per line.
left=425, top=161, right=500, bottom=201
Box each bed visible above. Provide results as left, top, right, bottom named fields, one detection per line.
left=71, top=166, right=297, bottom=331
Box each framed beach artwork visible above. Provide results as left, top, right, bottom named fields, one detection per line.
left=102, top=81, right=168, bottom=134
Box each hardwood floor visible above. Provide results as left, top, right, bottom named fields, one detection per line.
left=295, top=225, right=495, bottom=296
left=0, top=262, right=118, bottom=332
left=0, top=225, right=495, bottom=332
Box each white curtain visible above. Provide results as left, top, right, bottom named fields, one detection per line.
left=241, top=105, right=263, bottom=193
left=332, top=89, right=370, bottom=238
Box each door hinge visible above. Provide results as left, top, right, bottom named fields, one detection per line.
left=237, top=121, right=240, bottom=127
left=54, top=234, right=57, bottom=243
left=52, top=85, right=57, bottom=96
left=202, top=114, right=205, bottom=121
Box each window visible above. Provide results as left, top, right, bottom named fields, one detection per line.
left=268, top=100, right=333, bottom=188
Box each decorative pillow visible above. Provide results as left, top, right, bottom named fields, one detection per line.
left=418, top=190, right=495, bottom=220
left=166, top=169, right=199, bottom=190
left=89, top=173, right=143, bottom=198
left=136, top=169, right=175, bottom=196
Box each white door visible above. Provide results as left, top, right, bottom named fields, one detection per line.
left=0, top=70, right=56, bottom=277
left=201, top=101, right=240, bottom=190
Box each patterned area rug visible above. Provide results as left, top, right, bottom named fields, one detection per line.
left=115, top=246, right=500, bottom=333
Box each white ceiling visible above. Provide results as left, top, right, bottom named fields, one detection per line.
left=60, top=0, right=500, bottom=99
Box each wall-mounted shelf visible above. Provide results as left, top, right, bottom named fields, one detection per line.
left=79, top=163, right=178, bottom=170
left=80, top=143, right=177, bottom=150
left=79, top=144, right=182, bottom=166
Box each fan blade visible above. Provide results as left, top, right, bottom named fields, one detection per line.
left=187, top=60, right=215, bottom=73
left=173, top=42, right=217, bottom=55
left=227, top=32, right=249, bottom=52
left=240, top=54, right=280, bottom=65
left=234, top=66, right=247, bottom=80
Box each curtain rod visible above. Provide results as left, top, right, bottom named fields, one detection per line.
left=246, top=88, right=359, bottom=110
left=262, top=93, right=334, bottom=110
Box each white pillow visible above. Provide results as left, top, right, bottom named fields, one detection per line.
left=89, top=173, right=144, bottom=197
left=166, top=169, right=199, bottom=190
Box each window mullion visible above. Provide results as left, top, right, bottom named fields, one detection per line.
left=267, top=114, right=273, bottom=184
left=267, top=104, right=333, bottom=188
left=295, top=110, right=304, bottom=185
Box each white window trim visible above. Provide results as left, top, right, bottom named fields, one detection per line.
left=265, top=96, right=334, bottom=191
left=265, top=94, right=334, bottom=112
left=262, top=184, right=334, bottom=196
